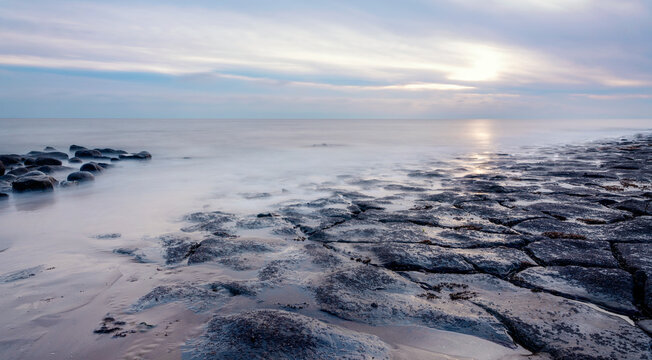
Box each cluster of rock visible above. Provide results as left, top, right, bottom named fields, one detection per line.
left=101, top=134, right=651, bottom=359
left=0, top=145, right=151, bottom=197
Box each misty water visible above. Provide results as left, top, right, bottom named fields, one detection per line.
left=0, top=118, right=650, bottom=359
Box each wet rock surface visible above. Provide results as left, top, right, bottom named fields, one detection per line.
left=91, top=134, right=651, bottom=359
left=187, top=310, right=391, bottom=360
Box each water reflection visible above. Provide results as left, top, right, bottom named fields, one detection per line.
left=466, top=119, right=494, bottom=148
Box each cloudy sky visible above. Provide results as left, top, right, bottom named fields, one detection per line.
left=1, top=0, right=651, bottom=119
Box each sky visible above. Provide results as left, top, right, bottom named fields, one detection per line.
left=0, top=0, right=651, bottom=119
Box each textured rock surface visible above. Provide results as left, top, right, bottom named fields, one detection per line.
left=186, top=310, right=391, bottom=360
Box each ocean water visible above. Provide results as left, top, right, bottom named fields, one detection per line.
left=0, top=118, right=650, bottom=359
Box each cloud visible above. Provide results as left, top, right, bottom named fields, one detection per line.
left=0, top=1, right=646, bottom=91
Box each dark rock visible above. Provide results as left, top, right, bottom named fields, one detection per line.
left=34, top=157, right=62, bottom=166
left=526, top=239, right=618, bottom=267
left=333, top=242, right=474, bottom=273
left=613, top=199, right=651, bottom=216
left=0, top=265, right=44, bottom=283
left=41, top=151, right=69, bottom=160
left=514, top=266, right=637, bottom=314
left=130, top=284, right=231, bottom=312
left=12, top=174, right=58, bottom=192
left=0, top=193, right=7, bottom=200
left=75, top=149, right=103, bottom=158
left=80, top=162, right=104, bottom=173
left=453, top=247, right=535, bottom=277
left=187, top=310, right=391, bottom=360
left=69, top=157, right=82, bottom=164
left=67, top=171, right=95, bottom=182
left=119, top=151, right=152, bottom=160
left=94, top=148, right=127, bottom=156
left=0, top=154, right=23, bottom=166
left=159, top=234, right=199, bottom=264
left=315, top=265, right=513, bottom=346
left=187, top=237, right=274, bottom=268
left=606, top=216, right=652, bottom=243
left=36, top=165, right=71, bottom=174
left=44, top=146, right=57, bottom=151
left=0, top=160, right=4, bottom=176
left=69, top=145, right=87, bottom=152
left=96, top=233, right=121, bottom=239
left=409, top=272, right=651, bottom=359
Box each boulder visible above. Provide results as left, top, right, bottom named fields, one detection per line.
left=119, top=151, right=152, bottom=160
left=95, top=148, right=127, bottom=156
left=80, top=162, right=104, bottom=173
left=34, top=157, right=62, bottom=166
left=12, top=174, right=58, bottom=192
left=0, top=154, right=23, bottom=166
left=36, top=165, right=71, bottom=174
left=67, top=171, right=95, bottom=183
left=69, top=157, right=82, bottom=163
left=8, top=167, right=31, bottom=177
left=75, top=149, right=103, bottom=158
left=69, top=145, right=87, bottom=152
left=44, top=146, right=57, bottom=151
left=0, top=160, right=4, bottom=176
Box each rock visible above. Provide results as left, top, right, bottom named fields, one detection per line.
left=7, top=167, right=29, bottom=176
left=523, top=201, right=631, bottom=223
left=69, top=145, right=87, bottom=152
left=613, top=199, right=651, bottom=216
left=12, top=174, right=58, bottom=192
left=606, top=216, right=652, bottom=243
left=68, top=157, right=82, bottom=163
left=186, top=310, right=391, bottom=360
left=332, top=242, right=474, bottom=273
left=0, top=154, right=23, bottom=166
left=34, top=157, right=63, bottom=166
left=315, top=265, right=513, bottom=346
left=514, top=266, right=637, bottom=314
left=130, top=283, right=240, bottom=312
left=0, top=160, right=4, bottom=176
left=75, top=149, right=103, bottom=158
left=408, top=272, right=652, bottom=360
left=67, top=171, right=95, bottom=182
left=453, top=247, right=536, bottom=277
left=614, top=242, right=652, bottom=312
left=0, top=265, right=44, bottom=283
left=525, top=238, right=618, bottom=267
left=119, top=151, right=152, bottom=160
left=0, top=193, right=8, bottom=200
left=80, top=162, right=104, bottom=173
left=186, top=237, right=274, bottom=268
left=41, top=151, right=69, bottom=160
left=159, top=234, right=199, bottom=264
left=95, top=148, right=127, bottom=156
left=36, top=165, right=71, bottom=174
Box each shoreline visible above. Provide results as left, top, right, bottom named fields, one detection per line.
left=1, top=132, right=651, bottom=359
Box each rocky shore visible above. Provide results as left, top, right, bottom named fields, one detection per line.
left=3, top=134, right=651, bottom=359
left=0, top=145, right=151, bottom=196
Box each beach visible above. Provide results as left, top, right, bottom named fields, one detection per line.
left=0, top=119, right=651, bottom=359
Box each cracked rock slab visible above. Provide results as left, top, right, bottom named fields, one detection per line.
left=525, top=239, right=618, bottom=267
left=513, top=266, right=637, bottom=314
left=407, top=272, right=651, bottom=360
